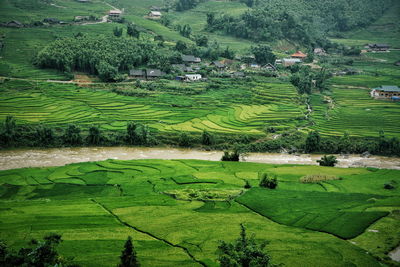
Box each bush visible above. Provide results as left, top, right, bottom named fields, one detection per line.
left=259, top=173, right=278, bottom=189
left=317, top=155, right=338, bottom=167
left=221, top=151, right=240, bottom=161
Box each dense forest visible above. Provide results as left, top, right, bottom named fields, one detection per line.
left=206, top=0, right=394, bottom=45
left=34, top=35, right=173, bottom=81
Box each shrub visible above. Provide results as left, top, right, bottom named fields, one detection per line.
left=259, top=173, right=278, bottom=189
left=317, top=155, right=338, bottom=166
left=300, top=174, right=341, bottom=183
left=221, top=151, right=240, bottom=161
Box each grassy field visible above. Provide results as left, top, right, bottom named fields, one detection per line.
left=0, top=159, right=399, bottom=266
left=0, top=78, right=305, bottom=134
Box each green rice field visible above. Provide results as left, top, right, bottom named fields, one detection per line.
left=0, top=78, right=305, bottom=134
left=0, top=159, right=399, bottom=266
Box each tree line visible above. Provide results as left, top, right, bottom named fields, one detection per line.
left=1, top=116, right=399, bottom=157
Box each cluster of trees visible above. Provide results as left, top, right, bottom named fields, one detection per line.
left=174, top=40, right=235, bottom=61
left=259, top=173, right=278, bottom=189
left=174, top=0, right=207, bottom=11
left=206, top=0, right=393, bottom=46
left=0, top=234, right=77, bottom=267
left=290, top=66, right=330, bottom=94
left=34, top=35, right=172, bottom=82
left=206, top=10, right=312, bottom=45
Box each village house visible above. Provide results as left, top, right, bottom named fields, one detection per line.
left=366, top=44, right=390, bottom=52
left=5, top=20, right=23, bottom=28
left=109, top=10, right=122, bottom=18
left=185, top=74, right=202, bottom=82
left=211, top=61, right=226, bottom=70
left=129, top=69, right=165, bottom=79
left=263, top=63, right=277, bottom=71
left=314, top=48, right=327, bottom=56
left=231, top=72, right=245, bottom=78
left=181, top=55, right=201, bottom=64
left=370, top=85, right=400, bottom=100
left=146, top=69, right=165, bottom=79
left=291, top=51, right=307, bottom=60
left=281, top=58, right=301, bottom=67
left=74, top=16, right=90, bottom=22
left=172, top=64, right=193, bottom=73
left=148, top=11, right=162, bottom=19
left=129, top=69, right=145, bottom=78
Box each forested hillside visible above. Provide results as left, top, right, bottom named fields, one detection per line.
left=206, top=0, right=394, bottom=45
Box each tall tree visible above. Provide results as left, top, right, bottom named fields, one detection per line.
left=127, top=24, right=140, bottom=39
left=62, top=124, right=82, bottom=145
left=251, top=45, right=276, bottom=65
left=119, top=236, right=139, bottom=267
left=86, top=125, right=102, bottom=145
left=305, top=131, right=321, bottom=153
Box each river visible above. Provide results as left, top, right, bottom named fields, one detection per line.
left=0, top=147, right=399, bottom=170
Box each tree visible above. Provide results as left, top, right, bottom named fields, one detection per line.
left=1, top=115, right=17, bottom=146
left=178, top=132, right=191, bottom=147
left=221, top=151, right=240, bottom=162
left=113, top=27, right=123, bottom=37
left=86, top=125, right=102, bottom=145
left=63, top=124, right=82, bottom=145
left=259, top=173, right=278, bottom=189
left=314, top=68, right=329, bottom=92
left=194, top=34, right=208, bottom=47
left=175, top=40, right=187, bottom=52
left=97, top=61, right=118, bottom=82
left=218, top=224, right=271, bottom=267
left=201, top=131, right=214, bottom=146
left=127, top=24, right=140, bottom=39
left=305, top=131, right=320, bottom=153
left=317, top=155, right=338, bottom=166
left=119, top=236, right=140, bottom=267
left=35, top=124, right=54, bottom=146
left=251, top=45, right=276, bottom=65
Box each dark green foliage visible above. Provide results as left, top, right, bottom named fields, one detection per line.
left=244, top=180, right=252, bottom=189
left=317, top=155, right=338, bottom=167
left=178, top=132, right=191, bottom=147
left=126, top=122, right=151, bottom=146
left=259, top=173, right=278, bottom=189
left=305, top=131, right=321, bottom=153
left=63, top=124, right=82, bottom=145
left=86, top=126, right=102, bottom=145
left=194, top=34, right=208, bottom=47
left=218, top=224, right=271, bottom=267
left=201, top=131, right=214, bottom=146
left=176, top=24, right=192, bottom=37
left=119, top=236, right=139, bottom=267
left=34, top=35, right=170, bottom=81
left=314, top=69, right=330, bottom=92
left=0, top=234, right=68, bottom=267
left=113, top=27, right=123, bottom=37
left=127, top=24, right=140, bottom=39
left=290, top=67, right=313, bottom=94
left=175, top=40, right=187, bottom=52
left=175, top=0, right=206, bottom=11
left=221, top=151, right=240, bottom=161
left=35, top=124, right=54, bottom=147
left=251, top=45, right=276, bottom=65
left=384, top=180, right=397, bottom=190
left=0, top=115, right=17, bottom=146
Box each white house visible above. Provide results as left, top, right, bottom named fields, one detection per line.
left=185, top=74, right=202, bottom=81
left=148, top=11, right=162, bottom=18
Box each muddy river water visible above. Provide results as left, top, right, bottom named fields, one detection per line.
left=0, top=146, right=399, bottom=170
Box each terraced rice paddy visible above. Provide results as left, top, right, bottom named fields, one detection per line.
left=311, top=86, right=400, bottom=138
left=0, top=78, right=305, bottom=134
left=0, top=159, right=399, bottom=266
